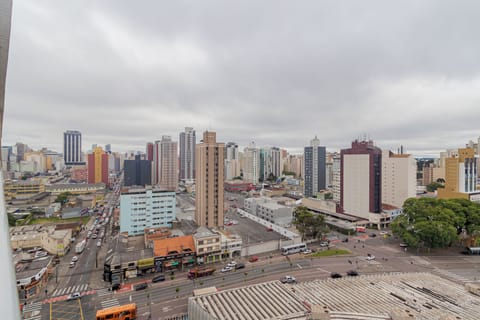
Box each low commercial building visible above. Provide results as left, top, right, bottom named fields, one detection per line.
left=224, top=180, right=254, bottom=192
left=120, top=186, right=176, bottom=236
left=188, top=272, right=480, bottom=320
left=10, top=225, right=72, bottom=256
left=46, top=183, right=105, bottom=195
left=153, top=235, right=196, bottom=272
left=4, top=179, right=45, bottom=199
left=144, top=227, right=172, bottom=248
left=193, top=227, right=221, bottom=264
left=244, top=197, right=293, bottom=226
left=219, top=231, right=242, bottom=259
left=16, top=257, right=52, bottom=300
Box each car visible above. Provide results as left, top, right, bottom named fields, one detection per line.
left=346, top=270, right=359, bottom=276
left=235, top=263, right=245, bottom=270
left=266, top=227, right=273, bottom=232
left=302, top=249, right=312, bottom=254
left=379, top=231, right=389, bottom=235
left=97, top=241, right=101, bottom=247
left=320, top=241, right=329, bottom=247
left=67, top=292, right=81, bottom=301
left=248, top=256, right=259, bottom=263
left=92, top=234, right=97, bottom=239
left=71, top=256, right=78, bottom=262
left=69, top=262, right=75, bottom=268
left=111, top=283, right=121, bottom=291
left=399, top=243, right=408, bottom=247
left=366, top=255, right=375, bottom=261
left=34, top=251, right=47, bottom=258
left=369, top=233, right=377, bottom=238
left=134, top=283, right=148, bottom=291
left=152, top=275, right=166, bottom=283
left=330, top=272, right=342, bottom=279
left=221, top=266, right=233, bottom=273
left=280, top=275, right=297, bottom=284
left=342, top=238, right=349, bottom=243
left=227, top=261, right=237, bottom=267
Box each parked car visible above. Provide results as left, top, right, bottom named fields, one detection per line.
left=366, top=255, right=375, bottom=261
left=69, top=262, right=75, bottom=268
left=369, top=233, right=377, bottom=238
left=92, top=234, right=97, bottom=239
left=320, top=241, right=329, bottom=247
left=330, top=272, right=342, bottom=279
left=97, top=241, right=102, bottom=247
left=67, top=292, right=81, bottom=301
left=379, top=231, right=389, bottom=235
left=280, top=275, right=297, bottom=284
left=399, top=243, right=408, bottom=247
left=71, top=256, right=78, bottom=262
left=35, top=251, right=47, bottom=258
left=302, top=249, right=312, bottom=254
left=111, top=283, right=121, bottom=291
left=248, top=256, right=259, bottom=263
left=346, top=270, right=359, bottom=276
left=235, top=263, right=245, bottom=270
left=152, top=275, right=166, bottom=283
left=134, top=283, right=148, bottom=291
left=227, top=261, right=237, bottom=267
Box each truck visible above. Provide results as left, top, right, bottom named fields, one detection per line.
left=187, top=267, right=215, bottom=280
left=75, top=240, right=86, bottom=254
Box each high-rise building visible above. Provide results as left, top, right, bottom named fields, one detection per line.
left=63, top=130, right=84, bottom=165
left=243, top=142, right=260, bottom=184
left=303, top=136, right=326, bottom=198
left=261, top=147, right=281, bottom=181
left=120, top=186, right=176, bottom=236
left=286, top=154, right=303, bottom=178
left=15, top=142, right=28, bottom=163
left=340, top=139, right=382, bottom=220
left=87, top=146, right=108, bottom=184
left=179, top=127, right=196, bottom=181
left=225, top=142, right=240, bottom=180
left=152, top=136, right=178, bottom=191
left=381, top=150, right=417, bottom=208
left=124, top=155, right=152, bottom=186
left=438, top=148, right=478, bottom=200
left=195, top=131, right=225, bottom=228
left=146, top=142, right=154, bottom=161
left=105, top=144, right=111, bottom=153
left=332, top=153, right=341, bottom=203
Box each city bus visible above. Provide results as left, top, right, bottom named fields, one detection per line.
left=96, top=303, right=137, bottom=320
left=281, top=243, right=307, bottom=255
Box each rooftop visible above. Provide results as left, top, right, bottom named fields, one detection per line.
left=153, top=235, right=195, bottom=257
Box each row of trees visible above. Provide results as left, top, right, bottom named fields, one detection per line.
left=391, top=198, right=480, bottom=248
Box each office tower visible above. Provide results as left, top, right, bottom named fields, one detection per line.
left=15, top=142, right=28, bottom=162
left=195, top=131, right=225, bottom=228
left=1, top=146, right=11, bottom=172
left=243, top=142, right=260, bottom=184
left=381, top=150, right=416, bottom=208
left=120, top=186, right=176, bottom=236
left=87, top=146, right=108, bottom=184
left=63, top=130, right=84, bottom=165
left=438, top=148, right=478, bottom=200
left=105, top=144, right=111, bottom=153
left=225, top=142, right=240, bottom=180
left=303, top=136, right=326, bottom=198
left=286, top=154, right=303, bottom=178
left=124, top=155, right=152, bottom=186
left=179, top=127, right=196, bottom=181
left=146, top=142, right=154, bottom=161
left=340, top=139, right=382, bottom=220
left=332, top=153, right=341, bottom=203
left=152, top=136, right=178, bottom=191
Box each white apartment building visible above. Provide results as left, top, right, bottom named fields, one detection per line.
left=120, top=187, right=176, bottom=236
left=382, top=151, right=417, bottom=208
left=332, top=154, right=341, bottom=203
left=243, top=142, right=260, bottom=184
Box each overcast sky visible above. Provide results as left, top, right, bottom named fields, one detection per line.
left=3, top=1, right=480, bottom=156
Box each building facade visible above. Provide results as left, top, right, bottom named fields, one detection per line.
left=381, top=150, right=417, bottom=208
left=195, top=131, right=225, bottom=228
left=87, top=146, right=108, bottom=184
left=304, top=136, right=326, bottom=198
left=340, top=139, right=382, bottom=221
left=153, top=136, right=178, bottom=191
left=225, top=142, right=240, bottom=180
left=124, top=155, right=152, bottom=186
left=438, top=148, right=478, bottom=200
left=244, top=197, right=293, bottom=226
left=179, top=127, right=196, bottom=182
left=243, top=142, right=260, bottom=184
left=63, top=130, right=84, bottom=165
left=120, top=187, right=176, bottom=236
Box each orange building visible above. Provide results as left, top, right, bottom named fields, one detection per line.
left=87, top=147, right=108, bottom=185
left=153, top=235, right=196, bottom=271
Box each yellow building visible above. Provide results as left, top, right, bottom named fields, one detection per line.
left=4, top=180, right=45, bottom=199
left=438, top=148, right=477, bottom=200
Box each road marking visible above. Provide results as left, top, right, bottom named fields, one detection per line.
left=101, top=298, right=119, bottom=309
left=316, top=268, right=330, bottom=273
left=297, top=264, right=303, bottom=269
left=22, top=301, right=43, bottom=313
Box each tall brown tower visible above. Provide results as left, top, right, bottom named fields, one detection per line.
left=195, top=131, right=225, bottom=227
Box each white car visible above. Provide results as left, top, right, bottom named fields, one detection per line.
left=67, top=292, right=81, bottom=301
left=379, top=231, right=389, bottom=235
left=366, top=255, right=375, bottom=261
left=71, top=256, right=78, bottom=262
left=96, top=241, right=102, bottom=247
left=320, top=242, right=329, bottom=247
left=34, top=251, right=47, bottom=258
left=302, top=249, right=312, bottom=254
left=227, top=261, right=237, bottom=267
left=221, top=266, right=233, bottom=273
left=281, top=275, right=297, bottom=284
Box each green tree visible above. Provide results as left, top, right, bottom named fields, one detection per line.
left=54, top=192, right=72, bottom=204
left=293, top=206, right=326, bottom=241
left=426, top=182, right=444, bottom=192
left=7, top=212, right=16, bottom=227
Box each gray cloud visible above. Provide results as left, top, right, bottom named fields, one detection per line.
left=4, top=0, right=480, bottom=156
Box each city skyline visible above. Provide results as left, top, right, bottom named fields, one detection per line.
left=4, top=1, right=480, bottom=156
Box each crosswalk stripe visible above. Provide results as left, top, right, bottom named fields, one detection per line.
left=52, top=283, right=90, bottom=297
left=101, top=299, right=119, bottom=308
left=23, top=302, right=42, bottom=313
left=23, top=316, right=41, bottom=320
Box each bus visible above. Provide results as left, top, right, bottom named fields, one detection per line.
left=355, top=226, right=366, bottom=233
left=281, top=243, right=307, bottom=255
left=96, top=303, right=137, bottom=320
